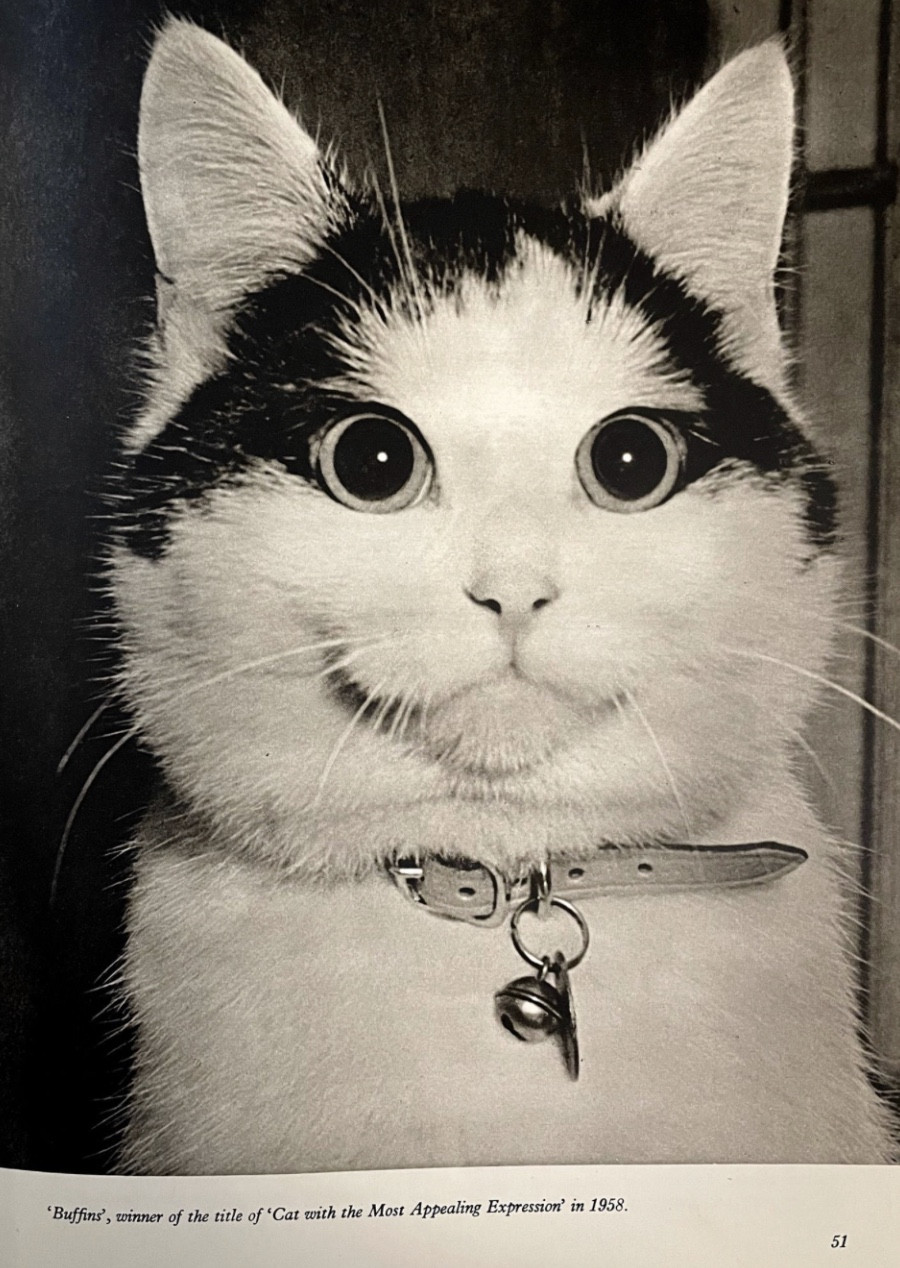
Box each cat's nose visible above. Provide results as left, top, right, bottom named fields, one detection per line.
left=465, top=576, right=559, bottom=630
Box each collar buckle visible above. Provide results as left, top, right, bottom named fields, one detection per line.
left=389, top=856, right=514, bottom=926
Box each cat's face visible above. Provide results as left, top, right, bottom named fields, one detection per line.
left=112, top=23, right=840, bottom=876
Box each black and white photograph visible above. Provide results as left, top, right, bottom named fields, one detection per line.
left=1, top=0, right=899, bottom=1253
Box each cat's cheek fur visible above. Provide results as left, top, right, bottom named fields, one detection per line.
left=111, top=469, right=838, bottom=878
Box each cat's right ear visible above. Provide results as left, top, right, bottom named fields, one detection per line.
left=139, top=19, right=333, bottom=317
left=587, top=43, right=794, bottom=389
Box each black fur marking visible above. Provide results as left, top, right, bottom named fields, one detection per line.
left=118, top=191, right=836, bottom=559
left=326, top=659, right=417, bottom=733
left=576, top=213, right=837, bottom=545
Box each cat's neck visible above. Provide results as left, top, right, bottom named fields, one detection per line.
left=143, top=761, right=829, bottom=886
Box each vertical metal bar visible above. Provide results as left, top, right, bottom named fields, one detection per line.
left=782, top=0, right=809, bottom=372
left=858, top=0, right=894, bottom=1029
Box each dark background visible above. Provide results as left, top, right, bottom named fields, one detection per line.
left=0, top=0, right=717, bottom=1172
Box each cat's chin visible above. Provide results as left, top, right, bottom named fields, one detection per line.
left=415, top=672, right=615, bottom=776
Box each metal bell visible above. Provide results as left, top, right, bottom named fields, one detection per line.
left=494, top=973, right=567, bottom=1043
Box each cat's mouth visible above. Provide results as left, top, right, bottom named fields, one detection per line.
left=327, top=661, right=615, bottom=776
left=421, top=675, right=615, bottom=775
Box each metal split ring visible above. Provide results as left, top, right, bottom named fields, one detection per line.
left=531, top=858, right=553, bottom=919
left=510, top=896, right=590, bottom=970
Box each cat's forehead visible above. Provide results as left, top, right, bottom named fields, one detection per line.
left=325, top=232, right=704, bottom=451
left=121, top=186, right=836, bottom=561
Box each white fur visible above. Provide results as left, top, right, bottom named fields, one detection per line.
left=589, top=42, right=793, bottom=394
left=139, top=20, right=328, bottom=309
left=132, top=19, right=338, bottom=452
left=112, top=23, right=896, bottom=1172
left=120, top=798, right=892, bottom=1173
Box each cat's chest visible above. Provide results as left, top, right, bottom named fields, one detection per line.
left=121, top=821, right=885, bottom=1173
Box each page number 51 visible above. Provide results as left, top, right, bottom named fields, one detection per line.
left=831, top=1235, right=848, bottom=1249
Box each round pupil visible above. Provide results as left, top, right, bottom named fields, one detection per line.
left=591, top=417, right=670, bottom=501
left=332, top=417, right=415, bottom=502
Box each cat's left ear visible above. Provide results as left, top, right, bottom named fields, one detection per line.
left=590, top=42, right=794, bottom=385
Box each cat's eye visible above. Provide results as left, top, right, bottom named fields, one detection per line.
left=313, top=407, right=432, bottom=512
left=575, top=411, right=685, bottom=512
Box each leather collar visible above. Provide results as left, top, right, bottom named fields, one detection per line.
left=389, top=842, right=807, bottom=927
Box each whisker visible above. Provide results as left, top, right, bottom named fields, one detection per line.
left=398, top=695, right=418, bottom=745
left=55, top=637, right=393, bottom=890
left=317, top=240, right=388, bottom=314
left=293, top=270, right=366, bottom=318
left=370, top=688, right=396, bottom=739
left=310, top=678, right=387, bottom=807
left=793, top=732, right=836, bottom=793
left=376, top=97, right=427, bottom=325
left=368, top=165, right=407, bottom=307
left=306, top=642, right=386, bottom=686
left=52, top=727, right=140, bottom=905
left=58, top=699, right=114, bottom=774
left=387, top=690, right=417, bottom=745
left=393, top=697, right=410, bottom=745
left=622, top=687, right=692, bottom=836
left=721, top=647, right=900, bottom=737
left=141, top=637, right=383, bottom=704
left=387, top=694, right=405, bottom=743
left=838, top=622, right=900, bottom=662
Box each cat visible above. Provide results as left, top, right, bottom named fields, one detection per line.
left=107, top=18, right=896, bottom=1173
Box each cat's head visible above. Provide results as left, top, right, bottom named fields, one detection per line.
left=111, top=20, right=839, bottom=877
